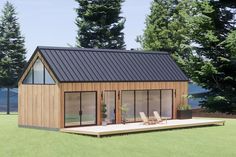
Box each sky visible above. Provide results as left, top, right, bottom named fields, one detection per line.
left=0, top=0, right=152, bottom=59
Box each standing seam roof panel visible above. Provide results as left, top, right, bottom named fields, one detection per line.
left=124, top=53, right=148, bottom=80
left=102, top=52, right=127, bottom=81
left=60, top=50, right=83, bottom=81
left=66, top=50, right=86, bottom=80
left=69, top=51, right=92, bottom=81
left=129, top=53, right=152, bottom=80
left=49, top=50, right=71, bottom=81
left=93, top=52, right=116, bottom=80
left=42, top=50, right=65, bottom=81
left=137, top=53, right=157, bottom=80
left=163, top=55, right=182, bottom=80
left=91, top=52, right=116, bottom=81
left=148, top=55, right=168, bottom=80
left=113, top=53, right=136, bottom=81
left=141, top=54, right=161, bottom=80
left=79, top=51, right=100, bottom=81
left=34, top=46, right=189, bottom=82
left=73, top=51, right=94, bottom=81
left=153, top=54, right=174, bottom=80
left=55, top=50, right=77, bottom=81
left=85, top=52, right=108, bottom=81
left=117, top=53, right=140, bottom=81
left=101, top=53, right=124, bottom=81
left=166, top=55, right=188, bottom=80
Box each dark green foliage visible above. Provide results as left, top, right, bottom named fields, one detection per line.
left=0, top=1, right=26, bottom=87
left=194, top=1, right=236, bottom=113
left=101, top=102, right=107, bottom=120
left=75, top=0, right=125, bottom=49
left=139, top=0, right=236, bottom=113
left=137, top=0, right=213, bottom=76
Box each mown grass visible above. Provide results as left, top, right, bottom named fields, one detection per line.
left=0, top=115, right=235, bottom=157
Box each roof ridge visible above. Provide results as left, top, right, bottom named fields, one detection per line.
left=37, top=46, right=169, bottom=55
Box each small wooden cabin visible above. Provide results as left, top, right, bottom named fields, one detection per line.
left=18, top=46, right=188, bottom=130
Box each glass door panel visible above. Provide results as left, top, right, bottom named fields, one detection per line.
left=149, top=90, right=161, bottom=119
left=161, top=90, right=173, bottom=118
left=81, top=92, right=96, bottom=125
left=104, top=91, right=116, bottom=124
left=135, top=91, right=148, bottom=121
left=65, top=93, right=80, bottom=127
left=121, top=91, right=135, bottom=122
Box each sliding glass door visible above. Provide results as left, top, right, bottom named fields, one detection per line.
left=121, top=89, right=173, bottom=122
left=64, top=93, right=81, bottom=127
left=135, top=91, right=148, bottom=121
left=65, top=92, right=97, bottom=127
left=81, top=92, right=96, bottom=125
left=103, top=91, right=116, bottom=124
left=121, top=91, right=135, bottom=122
left=161, top=90, right=173, bottom=117
left=149, top=90, right=161, bottom=119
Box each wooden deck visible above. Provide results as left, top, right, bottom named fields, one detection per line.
left=60, top=119, right=225, bottom=137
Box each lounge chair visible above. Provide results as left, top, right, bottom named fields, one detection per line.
left=153, top=111, right=167, bottom=124
left=139, top=112, right=156, bottom=125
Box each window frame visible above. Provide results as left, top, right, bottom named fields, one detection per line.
left=22, top=57, right=56, bottom=85
left=121, top=89, right=174, bottom=123
left=64, top=91, right=97, bottom=128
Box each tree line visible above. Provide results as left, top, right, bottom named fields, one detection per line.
left=0, top=0, right=235, bottom=113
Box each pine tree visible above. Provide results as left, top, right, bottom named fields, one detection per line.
left=75, top=0, right=125, bottom=49
left=0, top=1, right=26, bottom=87
left=137, top=0, right=213, bottom=76
left=139, top=0, right=236, bottom=113
left=193, top=1, right=236, bottom=113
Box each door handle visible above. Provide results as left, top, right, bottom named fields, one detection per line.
left=79, top=110, right=82, bottom=115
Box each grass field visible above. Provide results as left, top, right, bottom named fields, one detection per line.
left=0, top=115, right=236, bottom=157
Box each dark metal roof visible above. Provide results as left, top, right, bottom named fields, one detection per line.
left=25, top=46, right=189, bottom=82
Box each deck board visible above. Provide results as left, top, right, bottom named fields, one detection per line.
left=60, top=119, right=225, bottom=137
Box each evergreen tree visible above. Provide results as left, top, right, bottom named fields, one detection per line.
left=0, top=1, right=26, bottom=87
left=193, top=1, right=236, bottom=113
left=137, top=0, right=213, bottom=76
left=139, top=0, right=236, bottom=113
left=75, top=0, right=126, bottom=49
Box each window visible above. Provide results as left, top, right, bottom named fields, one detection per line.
left=33, top=59, right=44, bottom=84
left=149, top=90, right=161, bottom=118
left=65, top=93, right=81, bottom=127
left=23, top=58, right=55, bottom=84
left=121, top=91, right=135, bottom=122
left=135, top=91, right=148, bottom=121
left=104, top=91, right=116, bottom=124
left=23, top=69, right=33, bottom=84
left=161, top=90, right=173, bottom=117
left=65, top=92, right=97, bottom=127
left=121, top=89, right=173, bottom=122
left=45, top=68, right=55, bottom=84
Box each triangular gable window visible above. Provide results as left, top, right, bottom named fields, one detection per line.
left=23, top=69, right=33, bottom=84
left=23, top=58, right=55, bottom=84
left=45, top=67, right=55, bottom=84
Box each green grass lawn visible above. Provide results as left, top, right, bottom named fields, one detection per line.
left=1, top=115, right=236, bottom=157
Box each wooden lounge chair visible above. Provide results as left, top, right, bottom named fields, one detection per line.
left=139, top=112, right=156, bottom=125
left=153, top=111, right=167, bottom=124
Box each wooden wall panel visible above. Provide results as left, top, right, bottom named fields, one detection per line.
left=19, top=80, right=187, bottom=129
left=18, top=84, right=60, bottom=129
left=60, top=81, right=188, bottom=128
left=18, top=50, right=61, bottom=129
